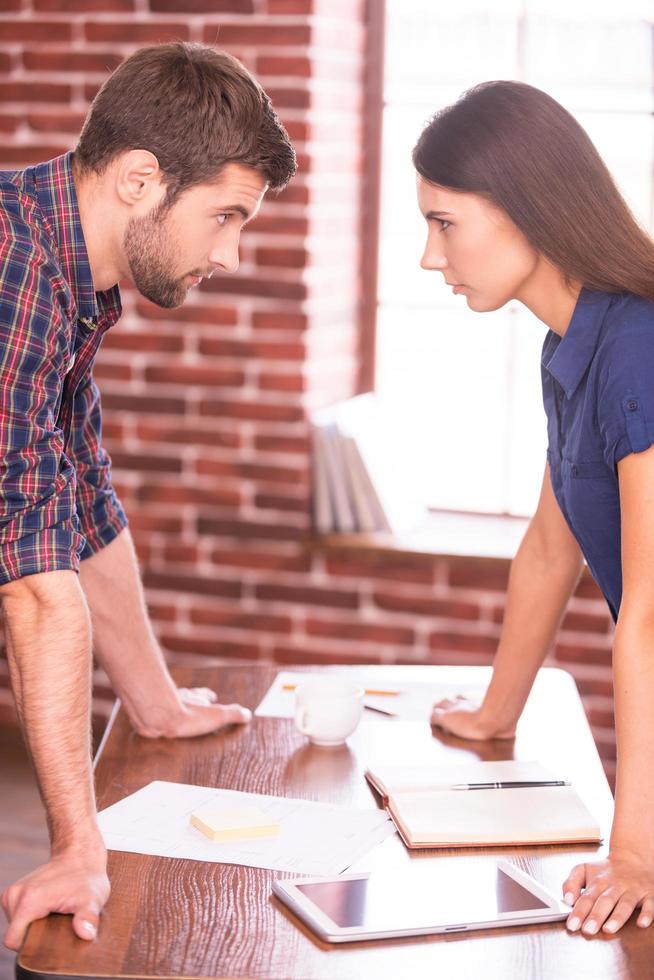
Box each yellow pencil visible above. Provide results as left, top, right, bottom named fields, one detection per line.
left=281, top=683, right=401, bottom=697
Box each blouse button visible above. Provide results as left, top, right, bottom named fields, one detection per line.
left=627, top=400, right=638, bottom=411
left=571, top=465, right=578, bottom=476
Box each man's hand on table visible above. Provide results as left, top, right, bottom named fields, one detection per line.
left=129, top=685, right=253, bottom=739
left=1, top=847, right=110, bottom=951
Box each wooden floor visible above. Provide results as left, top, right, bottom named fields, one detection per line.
left=0, top=726, right=49, bottom=980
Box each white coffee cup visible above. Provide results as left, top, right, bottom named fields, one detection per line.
left=294, top=679, right=364, bottom=746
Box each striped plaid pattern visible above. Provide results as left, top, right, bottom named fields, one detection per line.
left=0, top=152, right=128, bottom=584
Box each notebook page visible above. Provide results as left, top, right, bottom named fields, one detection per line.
left=395, top=785, right=601, bottom=846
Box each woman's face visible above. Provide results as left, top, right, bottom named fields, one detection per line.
left=417, top=176, right=541, bottom=312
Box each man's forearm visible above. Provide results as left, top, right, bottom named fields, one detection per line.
left=79, top=528, right=181, bottom=735
left=480, top=521, right=584, bottom=731
left=2, top=570, right=103, bottom=855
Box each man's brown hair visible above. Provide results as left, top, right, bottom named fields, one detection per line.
left=75, top=42, right=296, bottom=203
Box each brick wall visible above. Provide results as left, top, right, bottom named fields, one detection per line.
left=0, top=0, right=617, bottom=787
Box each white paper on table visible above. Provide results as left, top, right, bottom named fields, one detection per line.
left=254, top=671, right=486, bottom=722
left=98, top=781, right=396, bottom=876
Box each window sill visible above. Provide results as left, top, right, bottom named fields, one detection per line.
left=305, top=509, right=529, bottom=562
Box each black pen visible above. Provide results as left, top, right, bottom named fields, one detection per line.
left=450, top=780, right=570, bottom=791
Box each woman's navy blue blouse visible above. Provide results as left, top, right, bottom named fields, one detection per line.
left=541, top=287, right=654, bottom=623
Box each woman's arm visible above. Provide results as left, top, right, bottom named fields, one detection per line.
left=432, top=462, right=584, bottom=737
left=562, top=444, right=654, bottom=936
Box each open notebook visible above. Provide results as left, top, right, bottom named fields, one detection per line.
left=365, top=760, right=601, bottom=849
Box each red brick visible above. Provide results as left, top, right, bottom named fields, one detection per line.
left=138, top=483, right=241, bottom=508
left=161, top=543, right=200, bottom=564
left=560, top=610, right=611, bottom=634
left=584, top=704, right=615, bottom=729
left=273, top=646, right=385, bottom=666
left=276, top=119, right=308, bottom=142
left=554, top=645, right=612, bottom=668
left=251, top=312, right=307, bottom=333
left=200, top=274, right=306, bottom=302
left=0, top=82, right=71, bottom=103
left=0, top=0, right=21, bottom=10
left=573, top=574, right=604, bottom=600
left=135, top=421, right=241, bottom=450
left=135, top=300, right=237, bottom=325
left=128, top=513, right=184, bottom=534
left=429, top=631, right=498, bottom=655
left=35, top=0, right=133, bottom=8
left=199, top=399, right=304, bottom=423
left=198, top=338, right=304, bottom=360
left=152, top=0, right=253, bottom=8
left=0, top=52, right=12, bottom=72
left=447, top=557, right=510, bottom=591
left=249, top=215, right=308, bottom=237
left=202, top=24, right=311, bottom=46
left=161, top=635, right=260, bottom=659
left=111, top=451, right=182, bottom=474
left=102, top=393, right=186, bottom=414
left=373, top=592, right=480, bottom=620
left=85, top=21, right=190, bottom=42
left=144, top=364, right=245, bottom=387
left=0, top=146, right=69, bottom=165
left=264, top=87, right=310, bottom=110
left=22, top=49, right=124, bottom=72
left=266, top=0, right=315, bottom=11
left=0, top=113, right=18, bottom=133
left=254, top=433, right=310, bottom=454
left=143, top=570, right=241, bottom=599
left=198, top=517, right=304, bottom=542
left=255, top=583, right=358, bottom=609
left=255, top=247, right=307, bottom=269
left=271, top=184, right=309, bottom=206
left=255, top=492, right=309, bottom=513
left=210, top=548, right=312, bottom=573
left=27, top=111, right=88, bottom=133
left=0, top=21, right=72, bottom=41
left=189, top=607, right=292, bottom=633
left=306, top=618, right=414, bottom=646
left=195, top=458, right=305, bottom=484
left=256, top=55, right=311, bottom=77
left=146, top=602, right=178, bottom=623
left=102, top=331, right=184, bottom=353
left=325, top=555, right=435, bottom=586
left=93, top=362, right=133, bottom=382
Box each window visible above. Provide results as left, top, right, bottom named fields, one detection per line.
left=375, top=0, right=654, bottom=516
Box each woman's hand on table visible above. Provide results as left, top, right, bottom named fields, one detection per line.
left=1, top=848, right=110, bottom=951
left=431, top=695, right=516, bottom=740
left=563, top=850, right=654, bottom=936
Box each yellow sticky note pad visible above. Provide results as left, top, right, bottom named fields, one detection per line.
left=190, top=805, right=280, bottom=842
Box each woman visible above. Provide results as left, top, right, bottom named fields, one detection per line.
left=417, top=80, right=654, bottom=938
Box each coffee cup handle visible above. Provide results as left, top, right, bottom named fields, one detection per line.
left=295, top=707, right=311, bottom=735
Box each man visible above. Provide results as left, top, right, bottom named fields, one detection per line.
left=0, top=42, right=296, bottom=951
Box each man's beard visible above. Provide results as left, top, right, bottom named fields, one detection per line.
left=123, top=204, right=189, bottom=309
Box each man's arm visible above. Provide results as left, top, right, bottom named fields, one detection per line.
left=432, top=462, right=584, bottom=736
left=79, top=527, right=251, bottom=736
left=1, top=571, right=109, bottom=951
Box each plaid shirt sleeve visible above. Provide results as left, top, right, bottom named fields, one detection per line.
left=0, top=237, right=84, bottom=584
left=68, top=365, right=128, bottom=560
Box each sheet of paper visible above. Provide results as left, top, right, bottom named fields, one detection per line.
left=98, top=781, right=395, bottom=876
left=254, top=670, right=485, bottom=722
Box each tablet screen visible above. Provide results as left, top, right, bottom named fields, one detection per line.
left=296, top=864, right=549, bottom=931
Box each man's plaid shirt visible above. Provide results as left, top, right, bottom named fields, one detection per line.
left=0, top=151, right=128, bottom=583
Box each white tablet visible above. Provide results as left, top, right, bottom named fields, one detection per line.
left=273, top=858, right=569, bottom=942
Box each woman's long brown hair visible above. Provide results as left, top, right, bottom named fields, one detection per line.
left=413, top=80, right=654, bottom=300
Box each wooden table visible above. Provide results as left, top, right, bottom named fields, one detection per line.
left=15, top=663, right=653, bottom=980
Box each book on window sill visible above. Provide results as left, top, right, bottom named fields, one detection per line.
left=365, top=759, right=602, bottom=849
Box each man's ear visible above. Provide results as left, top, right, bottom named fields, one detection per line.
left=114, top=150, right=165, bottom=209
